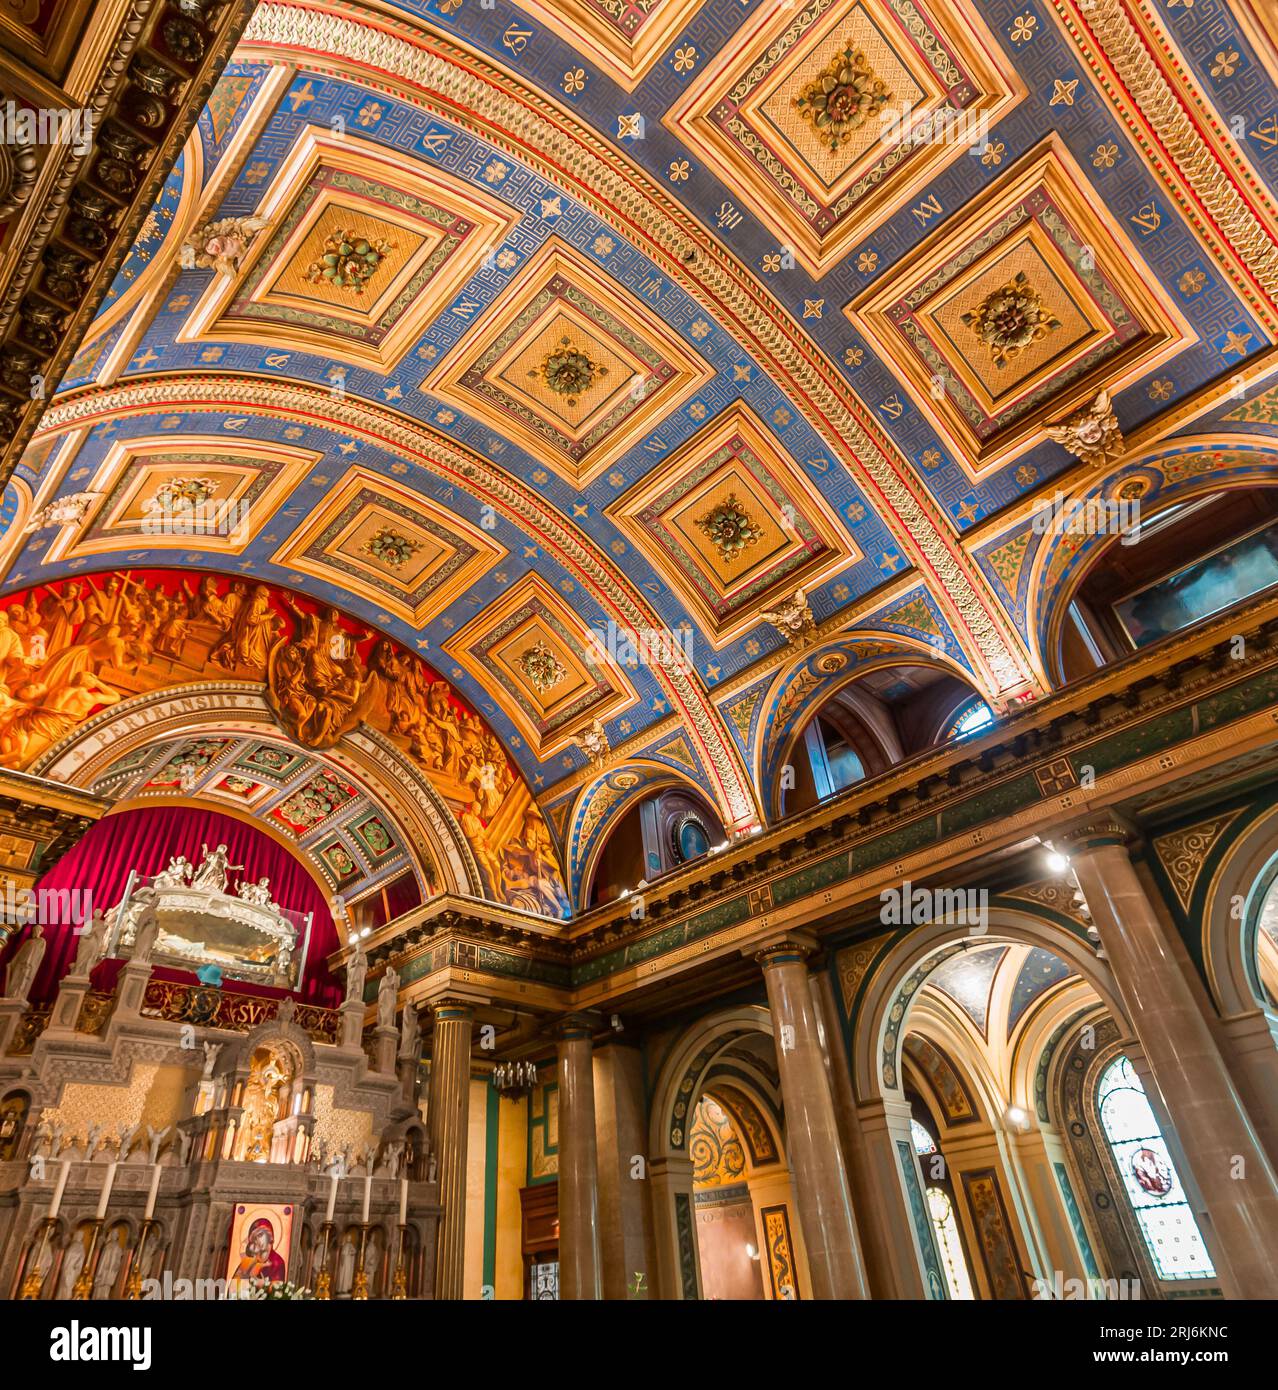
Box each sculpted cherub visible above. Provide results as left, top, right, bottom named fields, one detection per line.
left=1045, top=389, right=1125, bottom=467
left=760, top=588, right=817, bottom=648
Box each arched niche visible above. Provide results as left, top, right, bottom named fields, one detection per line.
left=756, top=637, right=987, bottom=821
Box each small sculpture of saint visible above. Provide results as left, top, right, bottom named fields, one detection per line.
left=191, top=843, right=243, bottom=895
left=233, top=1218, right=286, bottom=1283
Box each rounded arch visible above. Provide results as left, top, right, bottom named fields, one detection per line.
left=851, top=910, right=1127, bottom=1107
left=647, top=1005, right=775, bottom=1162
left=901, top=995, right=1002, bottom=1128
left=33, top=686, right=482, bottom=902
left=1198, top=800, right=1278, bottom=1018
left=756, top=633, right=979, bottom=820
left=1026, top=436, right=1278, bottom=685
left=1006, top=981, right=1106, bottom=1121
left=564, top=760, right=722, bottom=909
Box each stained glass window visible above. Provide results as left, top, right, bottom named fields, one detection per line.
left=946, top=700, right=994, bottom=739
left=1096, top=1055, right=1215, bottom=1281
left=911, top=1119, right=937, bottom=1155
left=926, top=1187, right=975, bottom=1300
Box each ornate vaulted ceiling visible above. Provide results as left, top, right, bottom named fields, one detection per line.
left=4, top=0, right=1278, bottom=897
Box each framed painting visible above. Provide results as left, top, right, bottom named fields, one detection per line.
left=226, top=1203, right=294, bottom=1288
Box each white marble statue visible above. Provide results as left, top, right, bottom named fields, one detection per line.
left=236, top=876, right=273, bottom=907
left=345, top=943, right=367, bottom=1006
left=377, top=967, right=398, bottom=1030
left=337, top=1236, right=356, bottom=1294
left=191, top=843, right=243, bottom=894
left=130, top=897, right=161, bottom=964
left=116, top=1123, right=139, bottom=1162
left=153, top=855, right=194, bottom=890
left=4, top=923, right=45, bottom=1001
left=57, top=1239, right=85, bottom=1299
left=83, top=1124, right=104, bottom=1162
left=72, top=911, right=108, bottom=977
left=118, top=887, right=158, bottom=949
left=398, top=1002, right=419, bottom=1059
left=95, top=1236, right=124, bottom=1296
left=200, top=1041, right=223, bottom=1080
left=146, top=1125, right=170, bottom=1165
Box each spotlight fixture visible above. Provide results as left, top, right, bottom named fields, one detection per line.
left=1005, top=1105, right=1030, bottom=1131
left=1044, top=849, right=1071, bottom=875
left=492, top=1060, right=538, bottom=1098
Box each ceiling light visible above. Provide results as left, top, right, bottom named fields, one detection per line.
left=1044, top=849, right=1070, bottom=875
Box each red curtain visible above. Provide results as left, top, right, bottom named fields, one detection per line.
left=5, top=805, right=340, bottom=1005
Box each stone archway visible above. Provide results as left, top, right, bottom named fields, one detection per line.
left=645, top=1006, right=808, bottom=1299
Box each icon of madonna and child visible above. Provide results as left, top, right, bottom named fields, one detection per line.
left=227, top=1204, right=293, bottom=1288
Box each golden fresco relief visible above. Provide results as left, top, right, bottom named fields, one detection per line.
left=0, top=569, right=569, bottom=918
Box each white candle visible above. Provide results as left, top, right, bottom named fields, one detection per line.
left=398, top=1177, right=408, bottom=1227
left=143, top=1163, right=162, bottom=1222
left=47, top=1158, right=71, bottom=1220
left=361, top=1171, right=371, bottom=1224
left=325, top=1170, right=338, bottom=1224
left=95, top=1160, right=117, bottom=1220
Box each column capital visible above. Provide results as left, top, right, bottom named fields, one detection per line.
left=429, top=998, right=475, bottom=1022
left=748, top=930, right=820, bottom=969
left=554, top=1012, right=597, bottom=1043
left=1055, top=810, right=1138, bottom=856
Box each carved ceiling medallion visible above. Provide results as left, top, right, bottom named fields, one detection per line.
left=794, top=45, right=892, bottom=152
left=518, top=639, right=568, bottom=694
left=362, top=526, right=421, bottom=569
left=144, top=475, right=218, bottom=517
left=535, top=337, right=607, bottom=407
left=961, top=272, right=1062, bottom=370
left=306, top=227, right=396, bottom=294
left=696, top=492, right=764, bottom=564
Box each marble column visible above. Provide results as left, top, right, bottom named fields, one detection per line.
left=593, top=1038, right=656, bottom=1299
left=427, top=1000, right=473, bottom=1300
left=1062, top=816, right=1278, bottom=1298
left=755, top=937, right=869, bottom=1299
left=556, top=1017, right=601, bottom=1300
left=810, top=969, right=899, bottom=1298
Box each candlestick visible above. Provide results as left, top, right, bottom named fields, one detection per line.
left=392, top=1223, right=407, bottom=1301
left=95, top=1160, right=117, bottom=1220
left=143, top=1163, right=162, bottom=1222
left=325, top=1169, right=338, bottom=1224
left=47, top=1157, right=70, bottom=1220
left=352, top=1225, right=369, bottom=1300
left=72, top=1221, right=103, bottom=1300
left=124, top=1220, right=155, bottom=1301
left=19, top=1219, right=53, bottom=1299
left=315, top=1221, right=334, bottom=1300
left=361, top=1170, right=371, bottom=1224
left=398, top=1176, right=407, bottom=1227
